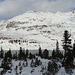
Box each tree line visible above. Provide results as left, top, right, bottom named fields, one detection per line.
left=0, top=30, right=75, bottom=75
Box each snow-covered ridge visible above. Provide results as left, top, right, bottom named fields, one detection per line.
left=0, top=11, right=75, bottom=50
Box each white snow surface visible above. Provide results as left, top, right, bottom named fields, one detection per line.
left=0, top=11, right=75, bottom=50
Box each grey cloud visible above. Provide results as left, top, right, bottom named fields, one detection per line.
left=0, top=0, right=75, bottom=19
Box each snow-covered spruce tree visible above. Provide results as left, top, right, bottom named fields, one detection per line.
left=62, top=30, right=74, bottom=67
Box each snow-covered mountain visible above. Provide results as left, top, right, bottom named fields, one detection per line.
left=0, top=10, right=75, bottom=50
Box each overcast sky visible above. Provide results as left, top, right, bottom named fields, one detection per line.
left=0, top=0, right=75, bottom=19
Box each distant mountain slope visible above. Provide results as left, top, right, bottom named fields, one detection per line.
left=0, top=11, right=75, bottom=50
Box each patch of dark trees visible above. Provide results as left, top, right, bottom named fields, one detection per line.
left=0, top=30, right=75, bottom=75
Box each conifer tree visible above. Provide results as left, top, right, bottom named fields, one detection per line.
left=56, top=41, right=63, bottom=59
left=73, top=40, right=75, bottom=57
left=47, top=61, right=58, bottom=75
left=1, top=50, right=12, bottom=70
left=52, top=49, right=56, bottom=59
left=26, top=49, right=28, bottom=58
left=8, top=49, right=12, bottom=59
left=38, top=46, right=42, bottom=57
left=62, top=30, right=74, bottom=67
left=43, top=49, right=49, bottom=59
left=29, top=52, right=32, bottom=59
left=0, top=47, right=4, bottom=58
left=19, top=47, right=22, bottom=59
left=62, top=30, right=72, bottom=60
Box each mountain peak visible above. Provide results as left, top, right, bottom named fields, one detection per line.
left=0, top=11, right=75, bottom=50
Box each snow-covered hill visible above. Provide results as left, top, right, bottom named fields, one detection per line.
left=0, top=10, right=75, bottom=50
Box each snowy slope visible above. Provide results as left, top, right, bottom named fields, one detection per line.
left=0, top=57, right=75, bottom=75
left=0, top=10, right=75, bottom=50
